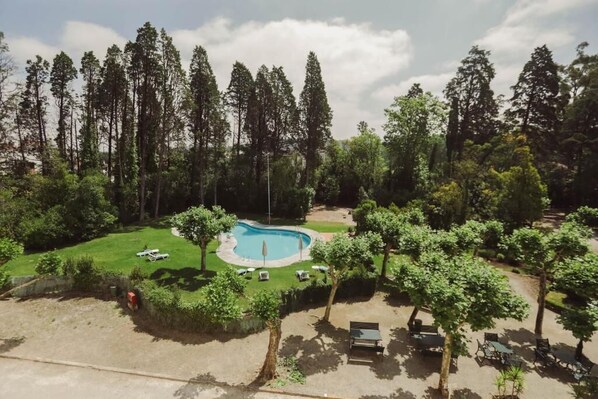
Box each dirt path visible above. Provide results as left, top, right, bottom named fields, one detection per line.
left=1, top=274, right=594, bottom=399
left=306, top=205, right=355, bottom=226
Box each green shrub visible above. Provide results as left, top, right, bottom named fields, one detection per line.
left=211, top=266, right=247, bottom=295
left=0, top=269, right=11, bottom=291
left=35, top=251, right=63, bottom=275
left=69, top=256, right=104, bottom=291
left=62, top=257, right=77, bottom=277
left=566, top=206, right=598, bottom=228
left=129, top=265, right=147, bottom=286
left=496, top=252, right=506, bottom=262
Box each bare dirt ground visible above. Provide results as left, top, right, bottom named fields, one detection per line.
left=306, top=205, right=355, bottom=226
left=1, top=270, right=595, bottom=399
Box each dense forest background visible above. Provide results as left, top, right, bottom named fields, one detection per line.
left=0, top=22, right=596, bottom=250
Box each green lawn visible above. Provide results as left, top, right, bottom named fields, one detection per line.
left=4, top=217, right=350, bottom=301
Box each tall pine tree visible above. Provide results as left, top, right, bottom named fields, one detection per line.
left=506, top=45, right=560, bottom=162
left=225, top=61, right=254, bottom=161
left=79, top=51, right=101, bottom=172
left=50, top=51, right=77, bottom=161
left=298, top=51, right=332, bottom=187
left=444, top=46, right=498, bottom=156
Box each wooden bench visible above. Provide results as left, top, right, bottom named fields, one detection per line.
left=408, top=319, right=439, bottom=336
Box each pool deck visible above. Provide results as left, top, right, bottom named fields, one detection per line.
left=215, top=220, right=323, bottom=267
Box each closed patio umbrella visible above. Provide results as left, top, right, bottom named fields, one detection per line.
left=298, top=234, right=303, bottom=261
left=262, top=240, right=268, bottom=267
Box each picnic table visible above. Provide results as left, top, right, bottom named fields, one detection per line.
left=413, top=334, right=445, bottom=350
left=349, top=321, right=384, bottom=354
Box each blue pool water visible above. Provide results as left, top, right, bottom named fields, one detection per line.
left=232, top=222, right=311, bottom=260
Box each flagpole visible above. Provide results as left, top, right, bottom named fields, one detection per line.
left=267, top=152, right=271, bottom=225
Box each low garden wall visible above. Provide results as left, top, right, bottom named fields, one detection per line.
left=8, top=273, right=379, bottom=335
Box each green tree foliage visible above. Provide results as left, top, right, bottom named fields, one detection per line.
left=250, top=290, right=283, bottom=382
left=554, top=254, right=598, bottom=356
left=298, top=51, right=332, bottom=187
left=392, top=254, right=528, bottom=397
left=50, top=51, right=77, bottom=160
left=506, top=45, right=560, bottom=162
left=19, top=55, right=50, bottom=174
left=226, top=61, right=254, bottom=160
left=444, top=46, right=499, bottom=159
left=566, top=206, right=598, bottom=228
left=79, top=51, right=101, bottom=172
left=203, top=269, right=243, bottom=326
left=171, top=205, right=237, bottom=273
left=384, top=86, right=447, bottom=195
left=310, top=233, right=382, bottom=322
left=503, top=222, right=590, bottom=335
left=352, top=199, right=378, bottom=233
left=496, top=147, right=548, bottom=228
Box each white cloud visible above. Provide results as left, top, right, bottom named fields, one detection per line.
left=474, top=0, right=596, bottom=96
left=172, top=18, right=413, bottom=138
left=7, top=21, right=127, bottom=68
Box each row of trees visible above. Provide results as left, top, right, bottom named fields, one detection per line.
left=0, top=23, right=332, bottom=248
left=318, top=43, right=597, bottom=228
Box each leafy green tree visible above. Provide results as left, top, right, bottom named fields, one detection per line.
left=269, top=66, right=298, bottom=159
left=250, top=290, right=283, bottom=382
left=171, top=206, right=237, bottom=273
left=50, top=51, right=77, bottom=160
left=384, top=86, right=447, bottom=193
left=310, top=233, right=382, bottom=322
left=298, top=51, right=332, bottom=187
left=503, top=222, right=590, bottom=335
left=444, top=46, right=499, bottom=154
left=392, top=254, right=528, bottom=398
left=554, top=254, right=598, bottom=356
left=566, top=206, right=598, bottom=228
left=506, top=45, right=560, bottom=162
left=348, top=122, right=385, bottom=197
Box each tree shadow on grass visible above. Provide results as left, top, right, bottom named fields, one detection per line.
left=279, top=320, right=347, bottom=377
left=150, top=268, right=215, bottom=292
left=0, top=336, right=25, bottom=354
left=173, top=373, right=256, bottom=399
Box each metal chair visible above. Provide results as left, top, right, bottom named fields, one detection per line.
left=476, top=339, right=499, bottom=363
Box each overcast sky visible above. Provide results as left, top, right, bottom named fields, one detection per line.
left=1, top=0, right=597, bottom=139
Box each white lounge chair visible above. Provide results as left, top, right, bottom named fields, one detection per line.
left=136, top=249, right=159, bottom=257
left=148, top=253, right=169, bottom=262
left=237, top=269, right=247, bottom=276
left=295, top=270, right=310, bottom=281
left=311, top=265, right=329, bottom=273
left=258, top=271, right=270, bottom=281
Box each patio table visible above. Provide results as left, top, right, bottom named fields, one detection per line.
left=488, top=341, right=514, bottom=356
left=553, top=349, right=578, bottom=369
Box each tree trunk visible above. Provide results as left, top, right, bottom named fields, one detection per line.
left=408, top=307, right=419, bottom=326
left=576, top=339, right=583, bottom=359
left=438, top=332, right=453, bottom=398
left=200, top=242, right=207, bottom=273
left=257, top=320, right=281, bottom=382
left=323, top=278, right=339, bottom=322
left=535, top=270, right=547, bottom=336
left=381, top=243, right=391, bottom=278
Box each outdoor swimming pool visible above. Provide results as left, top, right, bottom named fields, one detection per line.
left=231, top=222, right=311, bottom=261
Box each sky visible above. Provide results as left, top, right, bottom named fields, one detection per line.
left=1, top=0, right=597, bottom=139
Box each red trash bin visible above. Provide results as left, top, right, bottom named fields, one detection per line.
left=127, top=291, right=138, bottom=310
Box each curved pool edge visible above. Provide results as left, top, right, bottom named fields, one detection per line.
left=216, top=219, right=323, bottom=268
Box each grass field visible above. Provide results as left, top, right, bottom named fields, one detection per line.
left=4, top=217, right=351, bottom=300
